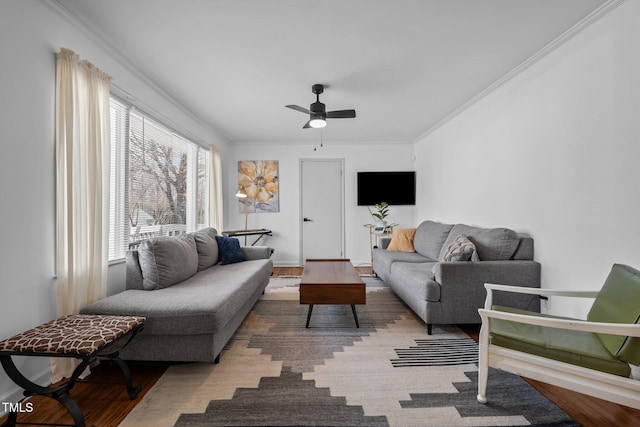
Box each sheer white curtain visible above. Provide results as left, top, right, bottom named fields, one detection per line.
left=209, top=145, right=224, bottom=231
left=53, top=48, right=111, bottom=381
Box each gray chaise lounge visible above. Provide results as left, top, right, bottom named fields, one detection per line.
left=81, top=227, right=273, bottom=363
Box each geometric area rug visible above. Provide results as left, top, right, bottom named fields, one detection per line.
left=120, top=277, right=578, bottom=427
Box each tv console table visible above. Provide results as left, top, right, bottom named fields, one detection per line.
left=222, top=228, right=272, bottom=246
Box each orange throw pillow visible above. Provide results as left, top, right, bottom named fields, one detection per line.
left=387, top=228, right=416, bottom=252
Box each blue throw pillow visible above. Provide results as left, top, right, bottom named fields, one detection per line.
left=215, top=235, right=246, bottom=265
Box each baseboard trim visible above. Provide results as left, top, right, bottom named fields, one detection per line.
left=0, top=368, right=50, bottom=416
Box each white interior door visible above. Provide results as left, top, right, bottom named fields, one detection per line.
left=300, top=159, right=344, bottom=264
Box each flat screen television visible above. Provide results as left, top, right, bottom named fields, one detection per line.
left=357, top=171, right=416, bottom=206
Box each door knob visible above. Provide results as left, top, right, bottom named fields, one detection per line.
left=303, top=217, right=313, bottom=222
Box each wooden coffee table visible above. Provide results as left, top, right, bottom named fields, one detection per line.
left=299, top=259, right=366, bottom=328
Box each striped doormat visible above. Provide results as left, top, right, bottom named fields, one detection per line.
left=392, top=338, right=478, bottom=367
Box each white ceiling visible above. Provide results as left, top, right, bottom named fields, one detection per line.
left=57, top=0, right=607, bottom=144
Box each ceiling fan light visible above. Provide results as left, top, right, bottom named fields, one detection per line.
left=309, top=118, right=326, bottom=128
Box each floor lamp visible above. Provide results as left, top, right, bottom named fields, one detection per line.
left=235, top=186, right=249, bottom=245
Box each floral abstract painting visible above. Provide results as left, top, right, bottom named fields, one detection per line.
left=238, top=160, right=280, bottom=213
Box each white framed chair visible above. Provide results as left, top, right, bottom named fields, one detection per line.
left=477, top=263, right=640, bottom=410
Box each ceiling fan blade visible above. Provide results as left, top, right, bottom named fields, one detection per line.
left=286, top=104, right=311, bottom=114
left=326, top=109, right=356, bottom=119
left=302, top=120, right=311, bottom=129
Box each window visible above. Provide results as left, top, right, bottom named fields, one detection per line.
left=109, top=96, right=209, bottom=261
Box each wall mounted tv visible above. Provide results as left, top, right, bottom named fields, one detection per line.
left=357, top=171, right=416, bottom=206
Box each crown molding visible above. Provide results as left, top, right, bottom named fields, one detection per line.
left=44, top=0, right=230, bottom=147
left=413, top=0, right=628, bottom=143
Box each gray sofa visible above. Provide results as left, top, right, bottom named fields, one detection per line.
left=81, top=227, right=273, bottom=363
left=372, top=220, right=541, bottom=334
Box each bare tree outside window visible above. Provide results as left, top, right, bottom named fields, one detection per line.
left=108, top=98, right=210, bottom=260
left=128, top=113, right=187, bottom=228
left=197, top=148, right=209, bottom=227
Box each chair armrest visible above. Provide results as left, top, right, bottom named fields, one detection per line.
left=483, top=283, right=599, bottom=309
left=240, top=246, right=273, bottom=260
left=478, top=308, right=640, bottom=338
left=485, top=283, right=600, bottom=298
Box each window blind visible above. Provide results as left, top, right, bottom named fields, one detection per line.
left=109, top=98, right=129, bottom=260
left=108, top=96, right=210, bottom=261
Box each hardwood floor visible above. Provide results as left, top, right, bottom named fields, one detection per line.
left=458, top=324, right=640, bottom=427
left=2, top=266, right=639, bottom=426
left=0, top=361, right=167, bottom=427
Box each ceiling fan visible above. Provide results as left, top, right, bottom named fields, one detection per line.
left=286, top=84, right=356, bottom=129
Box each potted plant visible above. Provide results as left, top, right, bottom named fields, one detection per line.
left=370, top=202, right=390, bottom=227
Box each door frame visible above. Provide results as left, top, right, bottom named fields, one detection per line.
left=299, top=158, right=346, bottom=265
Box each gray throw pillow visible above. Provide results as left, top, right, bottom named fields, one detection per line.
left=439, top=224, right=520, bottom=261
left=138, top=235, right=198, bottom=290
left=441, top=234, right=479, bottom=262
left=190, top=227, right=219, bottom=270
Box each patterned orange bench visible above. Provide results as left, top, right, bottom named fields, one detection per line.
left=0, top=314, right=145, bottom=427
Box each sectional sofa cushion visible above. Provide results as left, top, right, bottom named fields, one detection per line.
left=390, top=261, right=441, bottom=302
left=413, top=221, right=454, bottom=260
left=215, top=235, right=247, bottom=265
left=82, top=258, right=274, bottom=336
left=387, top=228, right=417, bottom=252
left=189, top=227, right=219, bottom=270
left=372, top=249, right=432, bottom=278
left=138, top=235, right=198, bottom=290
left=439, top=224, right=520, bottom=261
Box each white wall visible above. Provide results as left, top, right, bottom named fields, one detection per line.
left=228, top=142, right=416, bottom=266
left=414, top=1, right=640, bottom=318
left=0, top=0, right=229, bottom=405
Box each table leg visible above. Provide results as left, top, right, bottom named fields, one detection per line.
left=0, top=355, right=86, bottom=427
left=57, top=393, right=86, bottom=427
left=2, top=410, right=17, bottom=427
left=351, top=305, right=360, bottom=328
left=306, top=305, right=314, bottom=328
left=109, top=356, right=142, bottom=399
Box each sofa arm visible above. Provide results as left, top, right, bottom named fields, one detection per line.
left=241, top=246, right=273, bottom=260
left=378, top=237, right=391, bottom=249
left=432, top=260, right=542, bottom=315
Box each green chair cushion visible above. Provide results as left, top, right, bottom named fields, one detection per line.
left=489, top=305, right=631, bottom=377
left=587, top=264, right=640, bottom=365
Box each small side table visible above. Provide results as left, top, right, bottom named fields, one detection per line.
left=0, top=314, right=145, bottom=427
left=364, top=223, right=397, bottom=266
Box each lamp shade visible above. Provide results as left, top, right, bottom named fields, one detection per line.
left=235, top=186, right=247, bottom=198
